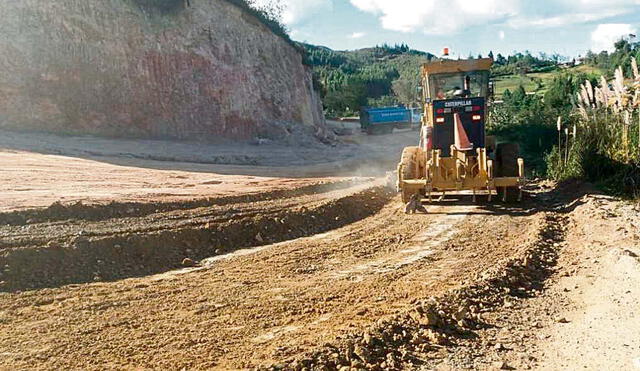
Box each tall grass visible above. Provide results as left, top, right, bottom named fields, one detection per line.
left=548, top=60, right=640, bottom=197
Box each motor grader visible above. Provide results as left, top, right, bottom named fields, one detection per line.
left=397, top=57, right=524, bottom=204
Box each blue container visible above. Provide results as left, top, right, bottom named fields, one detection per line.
left=360, top=106, right=412, bottom=134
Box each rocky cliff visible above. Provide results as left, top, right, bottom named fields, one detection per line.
left=0, top=0, right=329, bottom=142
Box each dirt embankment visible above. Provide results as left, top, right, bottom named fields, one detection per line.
left=0, top=0, right=329, bottom=142
left=0, top=180, right=389, bottom=292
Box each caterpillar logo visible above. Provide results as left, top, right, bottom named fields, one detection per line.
left=444, top=100, right=473, bottom=108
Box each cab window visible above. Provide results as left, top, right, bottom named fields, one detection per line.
left=428, top=71, right=489, bottom=100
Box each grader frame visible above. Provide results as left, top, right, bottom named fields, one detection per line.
left=397, top=58, right=525, bottom=203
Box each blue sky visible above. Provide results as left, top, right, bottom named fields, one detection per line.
left=254, top=0, right=640, bottom=57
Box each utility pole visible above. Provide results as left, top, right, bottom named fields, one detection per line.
left=565, top=127, right=570, bottom=164
left=557, top=116, right=562, bottom=169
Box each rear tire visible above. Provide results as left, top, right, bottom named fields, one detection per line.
left=400, top=146, right=420, bottom=203
left=495, top=143, right=521, bottom=203
left=366, top=126, right=375, bottom=135
left=496, top=143, right=520, bottom=177
left=366, top=124, right=394, bottom=135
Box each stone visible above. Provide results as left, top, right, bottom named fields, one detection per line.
left=363, top=332, right=372, bottom=345
left=492, top=361, right=508, bottom=370
left=353, top=345, right=371, bottom=363
left=453, top=306, right=468, bottom=321
left=423, top=329, right=446, bottom=345
left=410, top=304, right=441, bottom=326
left=182, top=258, right=198, bottom=267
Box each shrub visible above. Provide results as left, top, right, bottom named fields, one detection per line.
left=548, top=61, right=640, bottom=197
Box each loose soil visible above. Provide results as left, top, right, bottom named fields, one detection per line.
left=1, top=129, right=638, bottom=370
left=0, top=191, right=543, bottom=370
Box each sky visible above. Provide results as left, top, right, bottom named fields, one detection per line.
left=253, top=0, right=640, bottom=58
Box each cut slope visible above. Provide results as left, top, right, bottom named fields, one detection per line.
left=0, top=0, right=328, bottom=141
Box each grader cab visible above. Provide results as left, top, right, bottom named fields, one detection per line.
left=397, top=58, right=524, bottom=204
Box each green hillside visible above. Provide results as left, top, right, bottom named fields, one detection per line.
left=301, top=43, right=434, bottom=117
left=493, top=65, right=604, bottom=99
left=302, top=44, right=581, bottom=117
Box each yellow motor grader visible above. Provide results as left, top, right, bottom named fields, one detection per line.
left=397, top=57, right=524, bottom=204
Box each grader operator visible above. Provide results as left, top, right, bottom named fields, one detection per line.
left=397, top=57, right=524, bottom=207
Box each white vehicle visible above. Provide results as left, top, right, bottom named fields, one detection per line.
left=410, top=108, right=423, bottom=128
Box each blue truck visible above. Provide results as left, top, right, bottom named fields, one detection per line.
left=360, top=106, right=419, bottom=135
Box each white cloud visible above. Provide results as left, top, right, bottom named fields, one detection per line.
left=508, top=0, right=638, bottom=29
left=350, top=32, right=366, bottom=39
left=252, top=0, right=332, bottom=25
left=349, top=0, right=640, bottom=35
left=577, top=0, right=640, bottom=6
left=350, top=0, right=517, bottom=34
left=509, top=10, right=627, bottom=28
left=499, top=30, right=505, bottom=40
left=591, top=23, right=637, bottom=52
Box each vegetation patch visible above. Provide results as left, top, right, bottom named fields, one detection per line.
left=547, top=52, right=640, bottom=197
left=224, top=0, right=295, bottom=48
left=302, top=43, right=434, bottom=117
left=488, top=71, right=598, bottom=176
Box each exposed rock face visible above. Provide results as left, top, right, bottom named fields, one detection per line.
left=0, top=0, right=328, bottom=141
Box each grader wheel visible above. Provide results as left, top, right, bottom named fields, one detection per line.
left=496, top=143, right=520, bottom=177
left=496, top=143, right=521, bottom=202
left=399, top=146, right=420, bottom=203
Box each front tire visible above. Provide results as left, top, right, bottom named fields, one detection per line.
left=399, top=146, right=420, bottom=203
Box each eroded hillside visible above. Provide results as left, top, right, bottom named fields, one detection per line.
left=0, top=0, right=328, bottom=141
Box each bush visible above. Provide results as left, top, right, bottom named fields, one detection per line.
left=488, top=85, right=560, bottom=176
left=546, top=63, right=640, bottom=197
left=550, top=118, right=640, bottom=197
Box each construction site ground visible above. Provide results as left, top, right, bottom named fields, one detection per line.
left=1, top=128, right=639, bottom=370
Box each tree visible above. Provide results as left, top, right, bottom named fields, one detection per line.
left=544, top=74, right=574, bottom=112
left=392, top=78, right=416, bottom=105
left=367, top=95, right=398, bottom=107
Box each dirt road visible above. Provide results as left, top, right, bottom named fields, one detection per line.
left=0, top=184, right=542, bottom=370
left=1, top=129, right=638, bottom=370
left=0, top=126, right=414, bottom=212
